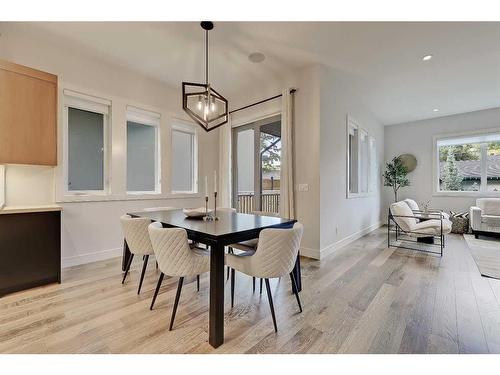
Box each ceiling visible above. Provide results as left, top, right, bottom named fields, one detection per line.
left=5, top=22, right=500, bottom=125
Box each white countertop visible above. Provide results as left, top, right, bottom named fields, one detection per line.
left=0, top=205, right=63, bottom=214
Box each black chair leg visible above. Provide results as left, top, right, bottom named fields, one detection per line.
left=227, top=247, right=234, bottom=281
left=150, top=272, right=164, bottom=310
left=230, top=268, right=235, bottom=308
left=253, top=277, right=256, bottom=293
left=260, top=278, right=263, bottom=295
left=289, top=272, right=303, bottom=313
left=122, top=253, right=134, bottom=284
left=156, top=261, right=158, bottom=270
left=196, top=275, right=200, bottom=292
left=137, top=255, right=149, bottom=294
left=264, top=279, right=278, bottom=332
left=169, top=277, right=184, bottom=331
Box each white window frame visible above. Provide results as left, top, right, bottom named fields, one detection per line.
left=62, top=89, right=111, bottom=197
left=126, top=106, right=161, bottom=195
left=170, top=121, right=198, bottom=194
left=346, top=115, right=376, bottom=198
left=433, top=128, right=500, bottom=197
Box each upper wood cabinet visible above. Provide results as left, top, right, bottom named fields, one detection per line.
left=0, top=59, right=58, bottom=166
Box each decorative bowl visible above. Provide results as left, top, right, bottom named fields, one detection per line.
left=182, top=207, right=212, bottom=218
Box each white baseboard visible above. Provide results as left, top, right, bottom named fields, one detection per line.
left=300, top=221, right=383, bottom=260
left=62, top=247, right=123, bottom=268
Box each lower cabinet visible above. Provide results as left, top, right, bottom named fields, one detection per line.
left=0, top=210, right=61, bottom=297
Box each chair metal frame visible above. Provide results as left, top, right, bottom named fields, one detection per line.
left=387, top=209, right=445, bottom=256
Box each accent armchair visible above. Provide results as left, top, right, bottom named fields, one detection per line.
left=470, top=198, right=500, bottom=239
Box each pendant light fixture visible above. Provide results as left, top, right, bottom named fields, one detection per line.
left=182, top=21, right=228, bottom=132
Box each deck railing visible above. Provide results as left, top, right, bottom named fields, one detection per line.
left=237, top=191, right=280, bottom=214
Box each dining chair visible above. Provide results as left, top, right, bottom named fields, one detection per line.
left=226, top=222, right=304, bottom=332
left=228, top=210, right=280, bottom=293
left=148, top=222, right=210, bottom=331
left=120, top=214, right=155, bottom=294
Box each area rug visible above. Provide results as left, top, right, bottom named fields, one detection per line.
left=464, top=234, right=500, bottom=279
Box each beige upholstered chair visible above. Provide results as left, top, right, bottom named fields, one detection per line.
left=228, top=210, right=280, bottom=292
left=148, top=222, right=210, bottom=331
left=120, top=214, right=155, bottom=294
left=226, top=222, right=304, bottom=332
left=390, top=201, right=451, bottom=237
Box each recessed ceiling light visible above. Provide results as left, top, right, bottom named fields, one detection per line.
left=422, top=54, right=433, bottom=61
left=433, top=108, right=439, bottom=112
left=248, top=52, right=266, bottom=63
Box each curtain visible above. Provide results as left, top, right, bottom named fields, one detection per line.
left=218, top=116, right=232, bottom=208
left=280, top=89, right=295, bottom=219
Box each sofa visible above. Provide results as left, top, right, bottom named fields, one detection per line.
left=470, top=198, right=500, bottom=238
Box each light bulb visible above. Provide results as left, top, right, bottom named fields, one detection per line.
left=210, top=97, right=216, bottom=112
left=197, top=96, right=202, bottom=111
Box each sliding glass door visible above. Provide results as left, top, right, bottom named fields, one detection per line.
left=232, top=115, right=281, bottom=214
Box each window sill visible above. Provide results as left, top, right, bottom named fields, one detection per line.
left=57, top=192, right=202, bottom=203
left=433, top=191, right=500, bottom=198
left=347, top=192, right=377, bottom=199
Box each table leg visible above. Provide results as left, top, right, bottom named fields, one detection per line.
left=209, top=243, right=225, bottom=348
left=291, top=252, right=302, bottom=293
left=122, top=239, right=131, bottom=271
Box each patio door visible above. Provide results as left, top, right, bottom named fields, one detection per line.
left=232, top=115, right=281, bottom=214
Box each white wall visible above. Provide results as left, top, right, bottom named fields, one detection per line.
left=0, top=23, right=219, bottom=267
left=228, top=64, right=384, bottom=258
left=318, top=66, right=384, bottom=256
left=384, top=107, right=500, bottom=215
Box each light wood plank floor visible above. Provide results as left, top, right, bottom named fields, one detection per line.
left=2, top=228, right=500, bottom=353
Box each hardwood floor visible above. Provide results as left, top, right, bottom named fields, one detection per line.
left=2, top=228, right=500, bottom=353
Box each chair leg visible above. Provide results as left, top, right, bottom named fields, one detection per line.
left=122, top=253, right=135, bottom=284
left=137, top=255, right=149, bottom=294
left=264, top=279, right=277, bottom=332
left=289, top=272, right=303, bottom=313
left=260, top=278, right=263, bottom=295
left=227, top=247, right=234, bottom=281
left=197, top=275, right=200, bottom=292
left=253, top=277, right=256, bottom=293
left=169, top=277, right=184, bottom=331
left=156, top=261, right=158, bottom=270
left=230, top=268, right=235, bottom=308
left=150, top=272, right=164, bottom=310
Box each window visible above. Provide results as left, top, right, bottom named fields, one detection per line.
left=64, top=90, right=110, bottom=194
left=171, top=124, right=197, bottom=193
left=347, top=116, right=377, bottom=198
left=436, top=132, right=500, bottom=193
left=126, top=107, right=160, bottom=193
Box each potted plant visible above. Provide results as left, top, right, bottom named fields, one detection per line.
left=383, top=156, right=410, bottom=202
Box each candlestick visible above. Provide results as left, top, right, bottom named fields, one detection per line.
left=214, top=170, right=217, bottom=194
left=204, top=176, right=208, bottom=197
left=213, top=191, right=219, bottom=221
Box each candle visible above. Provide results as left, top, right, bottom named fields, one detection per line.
left=214, top=170, right=217, bottom=194
left=204, top=176, right=208, bottom=197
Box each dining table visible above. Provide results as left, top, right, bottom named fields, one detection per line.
left=122, top=208, right=300, bottom=348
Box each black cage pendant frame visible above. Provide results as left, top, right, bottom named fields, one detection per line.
left=182, top=21, right=229, bottom=132
left=182, top=82, right=228, bottom=132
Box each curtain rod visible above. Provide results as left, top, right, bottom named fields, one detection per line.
left=229, top=88, right=296, bottom=115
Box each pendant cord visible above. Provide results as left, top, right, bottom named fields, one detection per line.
left=205, top=29, right=209, bottom=86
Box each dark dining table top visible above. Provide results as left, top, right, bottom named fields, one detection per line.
left=127, top=209, right=296, bottom=242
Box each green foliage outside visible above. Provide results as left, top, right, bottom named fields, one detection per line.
left=441, top=147, right=463, bottom=191
left=260, top=133, right=281, bottom=173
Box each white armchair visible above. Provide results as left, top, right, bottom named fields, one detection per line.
left=389, top=201, right=451, bottom=256
left=470, top=198, right=500, bottom=238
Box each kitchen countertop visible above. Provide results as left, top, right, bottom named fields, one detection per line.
left=0, top=205, right=63, bottom=215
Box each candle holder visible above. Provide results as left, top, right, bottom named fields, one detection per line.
left=213, top=191, right=219, bottom=221
left=203, top=196, right=214, bottom=221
